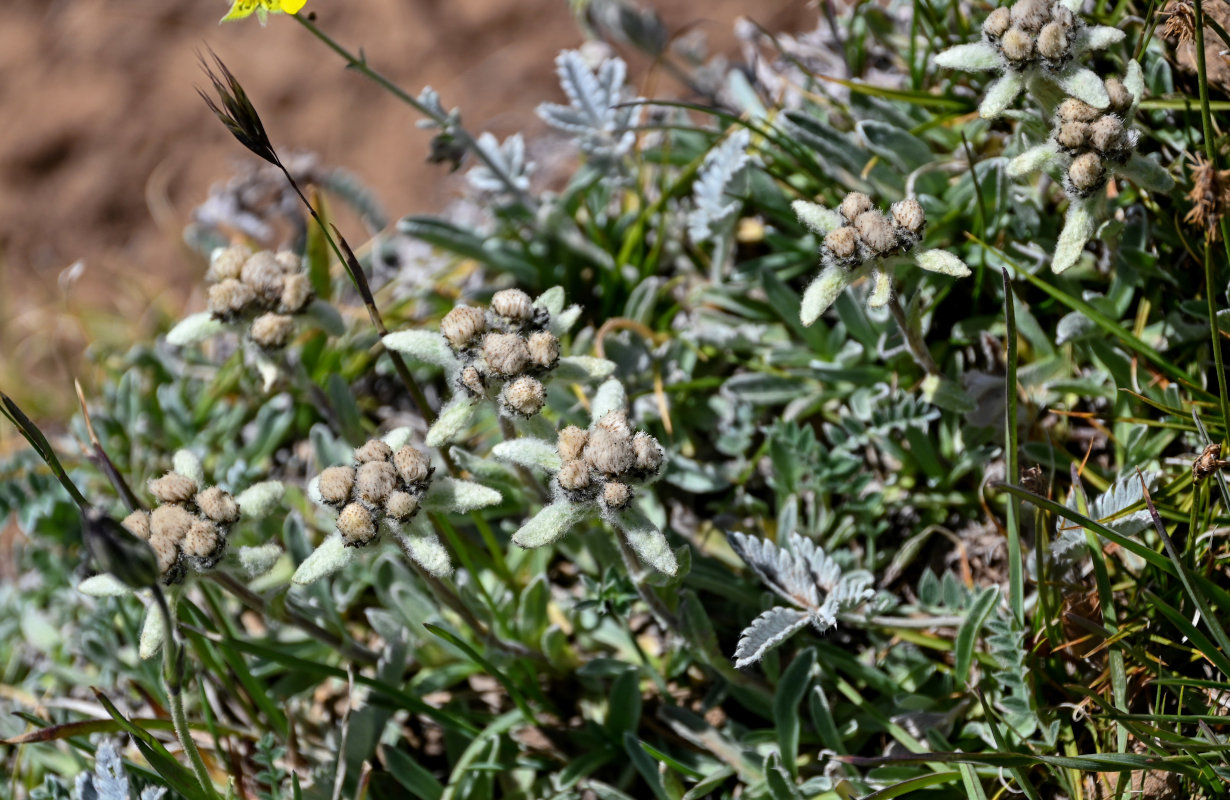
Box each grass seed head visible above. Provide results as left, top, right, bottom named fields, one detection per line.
left=249, top=313, right=295, bottom=349
left=483, top=332, right=531, bottom=377
left=441, top=305, right=487, bottom=350
left=149, top=472, right=199, bottom=505
left=338, top=502, right=378, bottom=547
left=318, top=466, right=356, bottom=505
left=196, top=486, right=240, bottom=524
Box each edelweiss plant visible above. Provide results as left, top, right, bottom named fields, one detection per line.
left=792, top=191, right=970, bottom=324
left=78, top=449, right=285, bottom=657
left=382, top=286, right=614, bottom=446
left=494, top=378, right=675, bottom=575
left=728, top=530, right=874, bottom=668
left=293, top=429, right=501, bottom=584
left=933, top=0, right=1125, bottom=117
left=1007, top=62, right=1175, bottom=272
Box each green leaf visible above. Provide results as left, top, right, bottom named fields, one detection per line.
left=606, top=668, right=643, bottom=739
left=382, top=745, right=445, bottom=800
left=774, top=648, right=816, bottom=778
left=93, top=690, right=213, bottom=800
left=955, top=587, right=999, bottom=688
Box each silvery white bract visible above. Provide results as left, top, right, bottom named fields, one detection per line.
left=536, top=50, right=642, bottom=170
left=74, top=739, right=166, bottom=800
left=687, top=128, right=752, bottom=245
left=467, top=132, right=534, bottom=204
left=933, top=0, right=1125, bottom=119
left=1005, top=61, right=1174, bottom=273
left=728, top=530, right=874, bottom=668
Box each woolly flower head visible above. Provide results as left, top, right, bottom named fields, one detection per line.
left=1005, top=62, right=1175, bottom=272
left=792, top=193, right=970, bottom=325
left=383, top=286, right=617, bottom=447
left=494, top=379, right=678, bottom=576
left=294, top=429, right=502, bottom=585
left=221, top=0, right=306, bottom=24
left=933, top=0, right=1125, bottom=118
left=728, top=530, right=874, bottom=668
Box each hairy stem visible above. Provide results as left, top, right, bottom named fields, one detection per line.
left=886, top=293, right=939, bottom=376
left=158, top=589, right=217, bottom=798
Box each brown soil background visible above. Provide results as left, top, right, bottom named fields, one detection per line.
left=0, top=0, right=812, bottom=420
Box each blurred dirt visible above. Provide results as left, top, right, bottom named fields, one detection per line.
left=0, top=0, right=812, bottom=418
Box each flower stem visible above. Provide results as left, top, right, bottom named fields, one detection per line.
left=886, top=293, right=939, bottom=376
left=157, top=588, right=218, bottom=799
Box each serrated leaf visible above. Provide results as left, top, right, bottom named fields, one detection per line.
left=733, top=607, right=811, bottom=668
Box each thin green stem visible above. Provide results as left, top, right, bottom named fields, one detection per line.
left=1002, top=270, right=1024, bottom=625
left=887, top=293, right=939, bottom=376
left=157, top=589, right=218, bottom=798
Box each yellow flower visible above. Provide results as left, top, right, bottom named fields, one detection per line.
left=220, top=0, right=307, bottom=24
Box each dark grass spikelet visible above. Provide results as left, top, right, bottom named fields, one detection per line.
left=197, top=50, right=277, bottom=166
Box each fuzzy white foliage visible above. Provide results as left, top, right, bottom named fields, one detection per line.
left=980, top=73, right=1026, bottom=118
left=513, top=500, right=590, bottom=548
left=933, top=42, right=1001, bottom=71
left=554, top=356, right=617, bottom=381
left=235, top=544, right=284, bottom=578
left=550, top=305, right=583, bottom=338
left=867, top=269, right=893, bottom=308
left=78, top=573, right=132, bottom=598
left=303, top=299, right=346, bottom=337
left=1076, top=26, right=1127, bottom=54
left=537, top=50, right=640, bottom=165
left=800, top=266, right=849, bottom=326
left=382, top=426, right=415, bottom=453
left=1008, top=143, right=1060, bottom=179
left=534, top=286, right=566, bottom=317
left=1123, top=59, right=1145, bottom=112
left=612, top=506, right=677, bottom=575
left=235, top=481, right=285, bottom=519
left=728, top=530, right=874, bottom=668
left=688, top=128, right=751, bottom=244
left=292, top=534, right=355, bottom=586
left=491, top=438, right=563, bottom=472
left=425, top=398, right=480, bottom=448
left=382, top=330, right=462, bottom=371
left=394, top=518, right=452, bottom=577
left=166, top=312, right=227, bottom=347
left=171, top=450, right=205, bottom=488
left=467, top=132, right=534, bottom=200
left=1053, top=201, right=1095, bottom=274
left=791, top=200, right=845, bottom=236
left=590, top=379, right=628, bottom=422
left=1057, top=67, right=1111, bottom=109
left=139, top=602, right=165, bottom=660
left=75, top=739, right=150, bottom=800
left=915, top=249, right=972, bottom=278
left=421, top=477, right=502, bottom=512
left=1120, top=153, right=1175, bottom=192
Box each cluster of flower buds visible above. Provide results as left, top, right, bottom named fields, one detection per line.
left=121, top=470, right=240, bottom=584
left=982, top=0, right=1079, bottom=72
left=1053, top=93, right=1138, bottom=197
left=315, top=439, right=434, bottom=547
left=205, top=244, right=315, bottom=349
left=439, top=289, right=561, bottom=417
left=554, top=411, right=664, bottom=514
left=822, top=192, right=925, bottom=269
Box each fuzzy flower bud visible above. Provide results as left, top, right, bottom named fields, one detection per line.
left=1000, top=28, right=1035, bottom=63
left=249, top=313, right=295, bottom=349
left=196, top=486, right=240, bottom=524
left=1089, top=115, right=1125, bottom=155
left=209, top=279, right=255, bottom=319
left=182, top=520, right=222, bottom=560
left=1055, top=121, right=1089, bottom=150
left=355, top=439, right=394, bottom=464
left=557, top=460, right=591, bottom=492
left=356, top=461, right=397, bottom=507
left=890, top=198, right=926, bottom=235
left=601, top=481, right=632, bottom=511
left=149, top=532, right=180, bottom=578
left=394, top=445, right=432, bottom=486
left=150, top=504, right=194, bottom=543
left=527, top=331, right=561, bottom=371
left=122, top=510, right=151, bottom=541
left=491, top=289, right=534, bottom=323
left=1010, top=0, right=1051, bottom=33
left=1036, top=21, right=1069, bottom=61
left=441, top=306, right=487, bottom=350
left=207, top=245, right=249, bottom=283
left=274, top=250, right=302, bottom=273
left=632, top=431, right=664, bottom=475
left=385, top=491, right=420, bottom=521
left=318, top=466, right=356, bottom=505
left=1058, top=98, right=1099, bottom=124
left=557, top=426, right=589, bottom=462
left=585, top=413, right=635, bottom=476
left=503, top=376, right=546, bottom=417
left=1104, top=77, right=1133, bottom=112
left=241, top=252, right=285, bottom=305
left=149, top=472, right=199, bottom=505
left=1068, top=152, right=1106, bottom=195
left=459, top=365, right=486, bottom=396
left=338, top=502, right=378, bottom=547
left=838, top=192, right=873, bottom=223
left=823, top=227, right=859, bottom=261
left=854, top=211, right=897, bottom=255
left=483, top=333, right=530, bottom=377
left=279, top=273, right=313, bottom=314
left=983, top=6, right=1011, bottom=38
